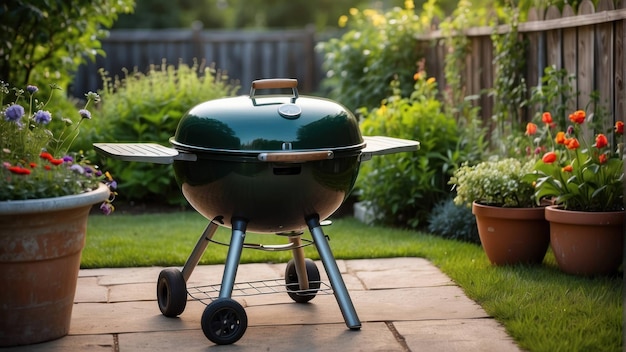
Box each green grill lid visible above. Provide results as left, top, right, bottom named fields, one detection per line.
left=172, top=79, right=364, bottom=154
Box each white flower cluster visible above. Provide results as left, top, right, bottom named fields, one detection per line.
left=451, top=158, right=536, bottom=208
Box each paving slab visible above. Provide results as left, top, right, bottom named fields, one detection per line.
left=2, top=258, right=524, bottom=351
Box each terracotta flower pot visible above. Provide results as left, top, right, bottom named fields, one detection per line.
left=0, top=184, right=110, bottom=346
left=545, top=205, right=624, bottom=276
left=472, top=202, right=550, bottom=266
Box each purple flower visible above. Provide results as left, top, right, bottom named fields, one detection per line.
left=26, top=85, right=38, bottom=94
left=70, top=164, right=85, bottom=174
left=4, top=104, right=24, bottom=122
left=107, top=180, right=118, bottom=190
left=33, top=110, right=52, bottom=125
left=62, top=155, right=74, bottom=162
left=99, top=202, right=114, bottom=215
left=78, top=109, right=91, bottom=119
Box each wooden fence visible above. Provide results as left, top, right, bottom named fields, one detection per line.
left=420, top=0, right=626, bottom=131
left=72, top=25, right=322, bottom=96
left=73, top=1, right=625, bottom=129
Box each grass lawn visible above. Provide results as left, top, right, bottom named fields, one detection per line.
left=84, top=211, right=622, bottom=352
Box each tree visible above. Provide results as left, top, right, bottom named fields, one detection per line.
left=0, top=0, right=135, bottom=88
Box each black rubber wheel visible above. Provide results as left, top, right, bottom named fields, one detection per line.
left=285, top=258, right=321, bottom=303
left=157, top=268, right=187, bottom=317
left=201, top=298, right=248, bottom=345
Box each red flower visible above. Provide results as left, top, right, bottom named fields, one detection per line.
left=615, top=121, right=624, bottom=135
left=599, top=154, right=608, bottom=164
left=29, top=162, right=37, bottom=168
left=568, top=110, right=586, bottom=124
left=50, top=158, right=64, bottom=166
left=542, top=112, right=553, bottom=125
left=566, top=138, right=580, bottom=150
left=562, top=165, right=573, bottom=172
left=39, top=152, right=54, bottom=161
left=542, top=151, right=557, bottom=164
left=525, top=122, right=537, bottom=136
left=8, top=166, right=31, bottom=175
left=594, top=134, right=608, bottom=148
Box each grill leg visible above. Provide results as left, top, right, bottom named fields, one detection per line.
left=306, top=215, right=361, bottom=330
left=219, top=218, right=248, bottom=299
left=181, top=217, right=222, bottom=282
left=289, top=235, right=310, bottom=290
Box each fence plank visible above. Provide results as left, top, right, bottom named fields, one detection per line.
left=577, top=0, right=596, bottom=117
left=562, top=6, right=578, bottom=114
left=545, top=6, right=563, bottom=69
left=596, top=0, right=615, bottom=134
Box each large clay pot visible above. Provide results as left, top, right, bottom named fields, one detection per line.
left=0, top=184, right=110, bottom=346
left=472, top=202, right=550, bottom=266
left=545, top=205, right=624, bottom=276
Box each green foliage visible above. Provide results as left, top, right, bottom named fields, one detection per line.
left=489, top=6, right=529, bottom=155
left=89, top=60, right=239, bottom=205
left=316, top=2, right=434, bottom=111
left=527, top=65, right=577, bottom=132
left=450, top=157, right=537, bottom=208
left=427, top=198, right=480, bottom=243
left=358, top=75, right=459, bottom=228
left=0, top=0, right=134, bottom=89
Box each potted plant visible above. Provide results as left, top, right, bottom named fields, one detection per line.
left=0, top=82, right=117, bottom=346
left=450, top=157, right=550, bottom=266
left=531, top=109, right=624, bottom=276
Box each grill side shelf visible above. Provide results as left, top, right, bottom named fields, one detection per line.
left=359, top=136, right=420, bottom=161
left=93, top=143, right=197, bottom=164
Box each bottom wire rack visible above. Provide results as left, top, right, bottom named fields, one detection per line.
left=187, top=279, right=334, bottom=305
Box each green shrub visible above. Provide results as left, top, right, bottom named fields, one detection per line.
left=357, top=74, right=459, bottom=228
left=315, top=2, right=437, bottom=112
left=427, top=198, right=480, bottom=244
left=86, top=60, right=239, bottom=205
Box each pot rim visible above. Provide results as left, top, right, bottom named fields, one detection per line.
left=0, top=183, right=110, bottom=215
left=471, top=201, right=546, bottom=220
left=544, top=204, right=625, bottom=225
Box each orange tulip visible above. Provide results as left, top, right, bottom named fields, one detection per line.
left=542, top=151, right=557, bottom=164
left=555, top=131, right=566, bottom=145
left=525, top=122, right=537, bottom=136
left=568, top=110, right=586, bottom=124
left=562, top=165, right=573, bottom=172
left=542, top=112, right=553, bottom=124
left=595, top=134, right=608, bottom=148
left=566, top=138, right=580, bottom=150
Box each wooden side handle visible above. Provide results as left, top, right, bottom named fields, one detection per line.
left=257, top=150, right=333, bottom=162
left=251, top=78, right=298, bottom=90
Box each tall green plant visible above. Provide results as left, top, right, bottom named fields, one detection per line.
left=88, top=60, right=239, bottom=205
left=358, top=73, right=459, bottom=228
left=489, top=6, right=528, bottom=155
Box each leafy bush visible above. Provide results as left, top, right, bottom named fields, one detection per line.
left=0, top=0, right=134, bottom=89
left=450, top=157, right=537, bottom=208
left=357, top=73, right=459, bottom=228
left=315, top=1, right=438, bottom=111
left=85, top=60, right=239, bottom=205
left=427, top=198, right=479, bottom=244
